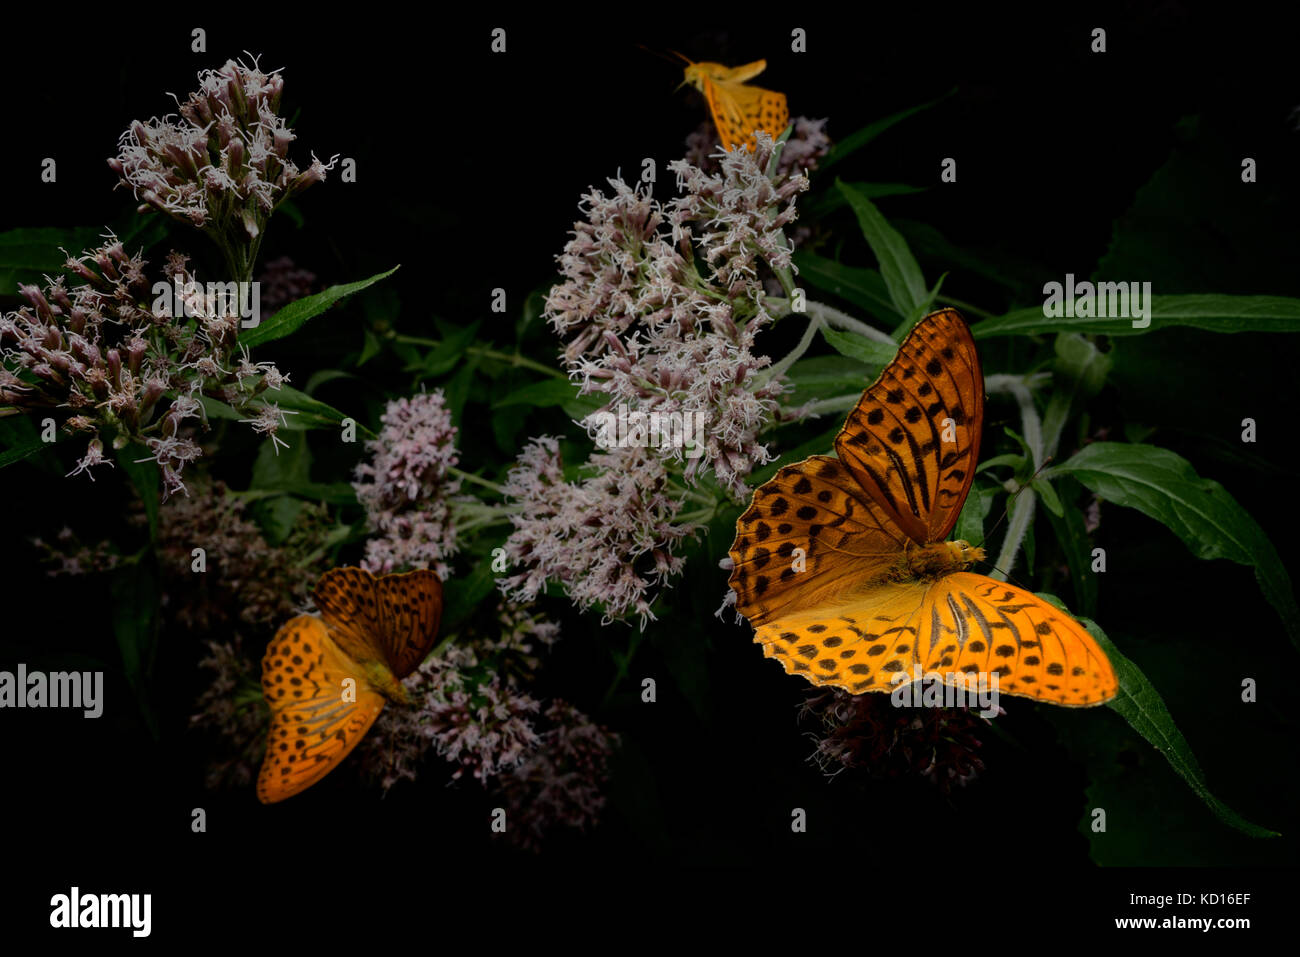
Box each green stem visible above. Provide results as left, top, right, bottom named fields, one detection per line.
left=991, top=487, right=1036, bottom=583
left=449, top=466, right=506, bottom=496
left=393, top=335, right=565, bottom=379
left=767, top=297, right=894, bottom=343
left=801, top=394, right=861, bottom=415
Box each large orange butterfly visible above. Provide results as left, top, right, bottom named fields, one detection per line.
left=681, top=57, right=789, bottom=152
left=257, top=566, right=442, bottom=803
left=728, top=309, right=1117, bottom=707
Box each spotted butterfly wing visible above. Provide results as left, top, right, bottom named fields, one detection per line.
left=729, top=309, right=1118, bottom=707
left=683, top=58, right=789, bottom=152
left=256, top=615, right=386, bottom=803
left=313, top=566, right=443, bottom=679
left=834, top=308, right=983, bottom=545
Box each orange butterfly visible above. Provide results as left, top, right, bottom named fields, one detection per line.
left=680, top=56, right=789, bottom=152
left=728, top=309, right=1117, bottom=707
left=257, top=566, right=442, bottom=803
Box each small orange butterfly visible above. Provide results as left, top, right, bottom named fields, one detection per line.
left=257, top=566, right=442, bottom=803
left=729, top=309, right=1118, bottom=707
left=679, top=56, right=789, bottom=152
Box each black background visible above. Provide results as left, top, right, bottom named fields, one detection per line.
left=2, top=5, right=1298, bottom=940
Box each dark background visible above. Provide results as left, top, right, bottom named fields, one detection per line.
left=2, top=6, right=1298, bottom=938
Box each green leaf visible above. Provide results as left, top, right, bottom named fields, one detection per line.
left=445, top=352, right=482, bottom=426
left=801, top=181, right=927, bottom=221
left=954, top=483, right=998, bottom=547
left=303, top=369, right=361, bottom=395
left=1077, top=614, right=1278, bottom=838
left=818, top=89, right=954, bottom=174
left=835, top=181, right=927, bottom=320
left=358, top=328, right=382, bottom=366
left=238, top=266, right=400, bottom=349
left=976, top=452, right=1024, bottom=474
left=115, top=445, right=160, bottom=540
left=264, top=385, right=374, bottom=437
left=0, top=435, right=52, bottom=469
left=418, top=321, right=481, bottom=379
left=110, top=554, right=160, bottom=738
left=792, top=251, right=900, bottom=323
left=0, top=216, right=168, bottom=295
left=444, top=561, right=498, bottom=631
left=749, top=425, right=842, bottom=485
left=819, top=326, right=897, bottom=370
left=784, top=355, right=875, bottom=400
left=256, top=496, right=305, bottom=546
left=1030, top=477, right=1064, bottom=517
left=975, top=294, right=1300, bottom=338
left=493, top=377, right=579, bottom=410
left=252, top=431, right=312, bottom=488
left=1045, top=442, right=1300, bottom=649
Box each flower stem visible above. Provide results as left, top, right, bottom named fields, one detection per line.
left=393, top=335, right=566, bottom=380
left=765, top=297, right=894, bottom=343
left=449, top=466, right=506, bottom=496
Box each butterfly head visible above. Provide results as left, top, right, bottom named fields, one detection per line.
left=946, top=539, right=986, bottom=569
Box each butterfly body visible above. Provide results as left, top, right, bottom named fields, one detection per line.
left=680, top=57, right=789, bottom=152
left=729, top=310, right=1117, bottom=707
left=256, top=567, right=442, bottom=803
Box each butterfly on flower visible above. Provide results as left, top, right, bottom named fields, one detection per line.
left=728, top=309, right=1118, bottom=707
left=257, top=566, right=442, bottom=803
left=679, top=56, right=789, bottom=152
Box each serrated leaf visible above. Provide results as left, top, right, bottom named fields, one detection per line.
left=819, top=326, right=897, bottom=369
left=1045, top=442, right=1300, bottom=649
left=1076, top=614, right=1278, bottom=838
left=975, top=294, right=1300, bottom=338
left=792, top=251, right=900, bottom=323
left=239, top=266, right=400, bottom=349
left=835, top=181, right=927, bottom=319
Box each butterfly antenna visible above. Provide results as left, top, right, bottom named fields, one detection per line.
left=977, top=456, right=1055, bottom=593
left=979, top=455, right=1054, bottom=542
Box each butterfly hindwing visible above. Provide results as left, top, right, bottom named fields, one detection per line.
left=753, top=583, right=930, bottom=692
left=256, top=615, right=386, bottom=804
left=835, top=309, right=984, bottom=545
left=918, top=574, right=1118, bottom=706
left=313, top=566, right=442, bottom=679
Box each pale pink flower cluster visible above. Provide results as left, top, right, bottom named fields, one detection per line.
left=109, top=57, right=334, bottom=237
left=352, top=391, right=461, bottom=579
left=497, top=437, right=694, bottom=625
left=546, top=134, right=807, bottom=499
left=359, top=602, right=560, bottom=791
left=500, top=700, right=620, bottom=853
left=0, top=240, right=290, bottom=497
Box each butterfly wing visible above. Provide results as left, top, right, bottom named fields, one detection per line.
left=687, top=60, right=788, bottom=151
left=834, top=308, right=984, bottom=545
left=729, top=455, right=909, bottom=627
left=257, top=615, right=386, bottom=804
left=916, top=573, right=1118, bottom=706
left=313, top=566, right=443, bottom=680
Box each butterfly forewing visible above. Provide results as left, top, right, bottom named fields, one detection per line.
left=834, top=309, right=984, bottom=545
left=313, top=566, right=443, bottom=679
left=729, top=455, right=907, bottom=626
